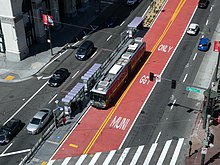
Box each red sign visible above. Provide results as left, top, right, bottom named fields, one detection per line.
left=41, top=14, right=54, bottom=26
left=213, top=41, right=220, bottom=52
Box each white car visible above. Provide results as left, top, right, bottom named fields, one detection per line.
left=186, top=23, right=199, bottom=35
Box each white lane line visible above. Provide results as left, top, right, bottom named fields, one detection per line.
left=46, top=160, right=55, bottom=165
left=210, top=6, right=213, bottom=12
left=206, top=20, right=209, bottom=26
left=42, top=75, right=52, bottom=80
left=4, top=81, right=48, bottom=125
left=61, top=157, right=71, bottom=165
left=48, top=94, right=58, bottom=104
left=72, top=70, right=79, bottom=79
left=116, top=148, right=130, bottom=165
left=156, top=140, right=172, bottom=165
left=170, top=99, right=176, bottom=110
left=143, top=143, right=158, bottom=165
left=106, top=35, right=112, bottom=41
left=0, top=149, right=31, bottom=157
left=193, top=53, right=197, bottom=61
left=103, top=150, right=116, bottom=165
left=120, top=21, right=125, bottom=26
left=1, top=142, right=13, bottom=155
left=130, top=145, right=145, bottom=165
left=90, top=51, right=97, bottom=59
left=155, top=131, right=161, bottom=143
left=183, top=74, right=188, bottom=83
left=169, top=138, right=184, bottom=165
left=72, top=41, right=79, bottom=46
left=75, top=154, right=87, bottom=165
left=89, top=152, right=101, bottom=165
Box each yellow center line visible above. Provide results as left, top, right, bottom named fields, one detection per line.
left=83, top=0, right=186, bottom=154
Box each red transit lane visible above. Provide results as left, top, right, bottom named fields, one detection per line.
left=52, top=0, right=198, bottom=160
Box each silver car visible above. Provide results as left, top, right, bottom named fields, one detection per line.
left=26, top=108, right=52, bottom=134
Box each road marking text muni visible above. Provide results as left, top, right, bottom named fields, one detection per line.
left=110, top=116, right=130, bottom=130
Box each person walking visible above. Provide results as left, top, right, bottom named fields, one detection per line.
left=62, top=116, right=67, bottom=125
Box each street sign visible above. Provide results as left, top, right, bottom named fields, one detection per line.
left=213, top=41, right=220, bottom=52
left=186, top=87, right=200, bottom=93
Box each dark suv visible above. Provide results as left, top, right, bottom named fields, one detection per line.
left=75, top=40, right=95, bottom=60
left=198, top=0, right=209, bottom=8
left=0, top=118, right=23, bottom=145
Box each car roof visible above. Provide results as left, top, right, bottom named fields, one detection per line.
left=200, top=38, right=209, bottom=43
left=189, top=23, right=198, bottom=29
left=33, top=110, right=48, bottom=119
left=3, top=118, right=21, bottom=128
left=80, top=40, right=93, bottom=48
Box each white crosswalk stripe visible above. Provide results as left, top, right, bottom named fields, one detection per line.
left=89, top=152, right=101, bottom=165
left=130, top=145, right=144, bottom=165
left=48, top=138, right=185, bottom=165
left=116, top=147, right=130, bottom=165
left=103, top=150, right=117, bottom=165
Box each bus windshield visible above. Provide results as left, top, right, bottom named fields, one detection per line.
left=91, top=92, right=106, bottom=103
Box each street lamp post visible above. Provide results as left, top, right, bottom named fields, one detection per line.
left=53, top=100, right=59, bottom=128
left=47, top=23, right=53, bottom=56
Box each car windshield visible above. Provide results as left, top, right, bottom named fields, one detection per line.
left=77, top=48, right=86, bottom=53
left=30, top=118, right=41, bottom=125
left=52, top=73, right=61, bottom=79
left=0, top=129, right=7, bottom=135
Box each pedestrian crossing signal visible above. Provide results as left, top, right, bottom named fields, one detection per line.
left=171, top=80, right=176, bottom=89
left=149, top=72, right=154, bottom=81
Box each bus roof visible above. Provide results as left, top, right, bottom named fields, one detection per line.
left=91, top=37, right=145, bottom=95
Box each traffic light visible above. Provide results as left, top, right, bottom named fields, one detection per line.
left=149, top=72, right=154, bottom=81
left=171, top=80, right=176, bottom=89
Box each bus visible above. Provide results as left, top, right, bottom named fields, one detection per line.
left=90, top=37, right=146, bottom=109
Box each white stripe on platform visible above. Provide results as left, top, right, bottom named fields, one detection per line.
left=169, top=138, right=184, bottom=165
left=130, top=145, right=145, bottom=165
left=103, top=150, right=116, bottom=165
left=61, top=157, right=71, bottom=165
left=116, top=148, right=130, bottom=165
left=143, top=143, right=158, bottom=165
left=89, top=152, right=101, bottom=165
left=156, top=140, right=172, bottom=165
left=46, top=160, right=55, bottom=165
left=75, top=154, right=87, bottom=165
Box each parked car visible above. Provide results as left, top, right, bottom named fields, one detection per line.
left=0, top=118, right=23, bottom=145
left=186, top=23, right=199, bottom=35
left=48, top=68, right=70, bottom=87
left=198, top=0, right=209, bottom=8
left=26, top=108, right=52, bottom=135
left=198, top=37, right=210, bottom=51
left=75, top=40, right=95, bottom=60
left=104, top=16, right=118, bottom=28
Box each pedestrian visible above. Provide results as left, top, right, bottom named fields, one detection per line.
left=62, top=116, right=67, bottom=125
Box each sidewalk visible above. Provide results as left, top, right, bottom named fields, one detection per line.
left=185, top=17, right=220, bottom=165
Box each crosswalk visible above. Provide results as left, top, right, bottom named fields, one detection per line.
left=46, top=138, right=185, bottom=165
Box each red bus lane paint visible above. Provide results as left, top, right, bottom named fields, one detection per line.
left=52, top=0, right=197, bottom=160
left=84, top=0, right=197, bottom=154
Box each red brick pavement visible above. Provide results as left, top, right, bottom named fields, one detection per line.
left=185, top=112, right=220, bottom=165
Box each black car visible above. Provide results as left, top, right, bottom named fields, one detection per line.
left=198, top=0, right=209, bottom=8
left=75, top=40, right=95, bottom=60
left=0, top=118, right=22, bottom=145
left=48, top=68, right=70, bottom=87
